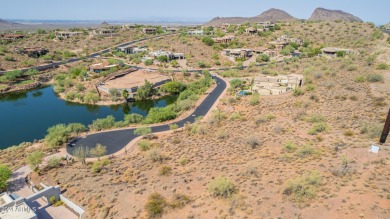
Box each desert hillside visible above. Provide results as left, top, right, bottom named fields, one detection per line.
left=309, top=8, right=362, bottom=22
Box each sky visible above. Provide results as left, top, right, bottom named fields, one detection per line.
left=1, top=0, right=389, bottom=25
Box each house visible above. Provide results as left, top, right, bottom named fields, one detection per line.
left=149, top=50, right=185, bottom=61
left=143, top=28, right=157, bottom=34
left=166, top=27, right=178, bottom=32
left=0, top=193, right=37, bottom=219
left=1, top=34, right=25, bottom=41
left=187, top=30, right=204, bottom=36
left=213, top=35, right=235, bottom=44
left=222, top=49, right=253, bottom=60
left=321, top=47, right=358, bottom=56
left=245, top=27, right=258, bottom=34
left=258, top=21, right=275, bottom=29
left=92, top=29, right=118, bottom=37
left=15, top=47, right=49, bottom=58
left=220, top=23, right=230, bottom=29
left=269, top=40, right=289, bottom=50
left=89, top=61, right=118, bottom=73
left=118, top=45, right=147, bottom=54
left=252, top=74, right=303, bottom=95
left=55, top=31, right=82, bottom=38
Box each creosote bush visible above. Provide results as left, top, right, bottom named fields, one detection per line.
left=283, top=171, right=322, bottom=205
left=145, top=193, right=166, bottom=218
left=138, top=140, right=151, bottom=151
left=207, top=177, right=237, bottom=198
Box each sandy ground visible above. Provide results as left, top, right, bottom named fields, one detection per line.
left=104, top=70, right=170, bottom=89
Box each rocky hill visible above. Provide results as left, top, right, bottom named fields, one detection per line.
left=0, top=19, right=25, bottom=30
left=309, top=8, right=362, bottom=22
left=205, top=8, right=296, bottom=26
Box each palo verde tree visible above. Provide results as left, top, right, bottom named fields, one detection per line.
left=0, top=164, right=12, bottom=192
left=73, top=146, right=90, bottom=165
left=137, top=80, right=153, bottom=100
left=44, top=124, right=69, bottom=151
left=90, top=144, right=107, bottom=160
left=134, top=126, right=152, bottom=137
left=26, top=151, right=44, bottom=172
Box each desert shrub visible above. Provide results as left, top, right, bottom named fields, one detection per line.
left=170, top=194, right=192, bottom=209
left=124, top=113, right=144, bottom=124
left=145, top=193, right=166, bottom=218
left=178, top=157, right=188, bottom=166
left=250, top=93, right=260, bottom=105
left=304, top=114, right=326, bottom=123
left=47, top=157, right=61, bottom=168
left=292, top=88, right=304, bottom=96
left=189, top=123, right=206, bottom=135
left=83, top=92, right=100, bottom=104
left=256, top=54, right=270, bottom=62
left=138, top=140, right=151, bottom=151
left=366, top=74, right=384, bottom=83
left=344, top=130, right=354, bottom=136
left=246, top=136, right=260, bottom=149
left=148, top=148, right=164, bottom=162
left=296, top=144, right=317, bottom=158
left=89, top=115, right=115, bottom=131
left=283, top=141, right=297, bottom=153
left=108, top=88, right=121, bottom=101
left=354, top=75, right=366, bottom=83
left=331, top=156, right=356, bottom=177
left=144, top=106, right=177, bottom=124
left=376, top=63, right=389, bottom=70
left=0, top=164, right=12, bottom=192
left=207, top=177, right=236, bottom=198
left=220, top=69, right=239, bottom=77
left=134, top=126, right=152, bottom=137
left=305, top=84, right=315, bottom=91
left=229, top=112, right=245, bottom=121
left=144, top=59, right=153, bottom=66
left=283, top=171, right=322, bottom=204
left=160, top=81, right=187, bottom=95
left=91, top=158, right=110, bottom=173
left=216, top=128, right=228, bottom=139
left=169, top=123, right=179, bottom=130
left=202, top=37, right=214, bottom=46
left=360, top=123, right=382, bottom=139
left=159, top=165, right=172, bottom=176
left=44, top=124, right=70, bottom=151
left=90, top=144, right=107, bottom=160
left=308, top=123, right=328, bottom=135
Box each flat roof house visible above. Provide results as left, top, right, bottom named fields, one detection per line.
left=92, top=28, right=118, bottom=37
left=321, top=47, right=358, bottom=56
left=15, top=47, right=49, bottom=58
left=187, top=30, right=204, bottom=36
left=149, top=50, right=185, bottom=61
left=1, top=34, right=25, bottom=41
left=89, top=61, right=118, bottom=73
left=213, top=35, right=235, bottom=44
left=252, top=74, right=303, bottom=95
left=143, top=28, right=157, bottom=34
left=222, top=48, right=253, bottom=61
left=245, top=27, right=258, bottom=35
left=55, top=31, right=82, bottom=38
left=118, top=45, right=148, bottom=54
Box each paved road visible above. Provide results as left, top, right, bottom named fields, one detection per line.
left=0, top=33, right=175, bottom=75
left=67, top=75, right=226, bottom=155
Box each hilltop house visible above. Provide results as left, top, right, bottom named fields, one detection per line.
left=252, top=74, right=303, bottom=95
left=213, top=35, right=235, bottom=44
left=143, top=28, right=157, bottom=34
left=222, top=48, right=253, bottom=61
left=55, top=31, right=82, bottom=38
left=321, top=47, right=358, bottom=56
left=1, top=34, right=25, bottom=41
left=149, top=50, right=185, bottom=61
left=118, top=45, right=147, bottom=54
left=92, top=28, right=118, bottom=37
left=89, top=61, right=118, bottom=73
left=187, top=30, right=204, bottom=36
left=15, top=47, right=49, bottom=58
left=245, top=27, right=258, bottom=35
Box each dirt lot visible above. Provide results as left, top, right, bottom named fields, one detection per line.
left=104, top=70, right=170, bottom=89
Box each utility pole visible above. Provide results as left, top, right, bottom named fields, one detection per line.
left=380, top=108, right=390, bottom=144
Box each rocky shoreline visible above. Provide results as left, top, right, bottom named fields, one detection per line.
left=0, top=82, right=42, bottom=95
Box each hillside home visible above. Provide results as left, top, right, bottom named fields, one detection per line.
left=245, top=27, right=258, bottom=34
left=252, top=74, right=303, bottom=95
left=222, top=49, right=253, bottom=60
left=165, top=27, right=178, bottom=32
left=143, top=28, right=157, bottom=34
left=92, top=28, right=118, bottom=37
left=89, top=61, right=118, bottom=73
left=321, top=47, right=358, bottom=56
left=55, top=31, right=82, bottom=38
left=118, top=45, right=147, bottom=54
left=213, top=35, right=235, bottom=44
left=258, top=21, right=275, bottom=29
left=1, top=34, right=25, bottom=41
left=187, top=30, right=204, bottom=36
left=149, top=50, right=185, bottom=61
left=15, top=47, right=49, bottom=58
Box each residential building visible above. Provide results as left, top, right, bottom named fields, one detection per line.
left=149, top=50, right=185, bottom=61
left=245, top=27, right=258, bottom=34
left=15, top=47, right=49, bottom=58
left=0, top=193, right=37, bottom=219
left=143, top=28, right=157, bottom=34
left=252, top=74, right=303, bottom=95
left=213, top=35, right=235, bottom=44
left=118, top=45, right=147, bottom=54
left=55, top=31, right=82, bottom=38
left=1, top=34, right=25, bottom=41
left=92, top=28, right=118, bottom=37
left=222, top=48, right=253, bottom=60
left=89, top=61, right=118, bottom=73
left=321, top=47, right=358, bottom=56
left=187, top=30, right=204, bottom=36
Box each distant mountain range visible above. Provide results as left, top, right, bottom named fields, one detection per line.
left=204, top=7, right=362, bottom=26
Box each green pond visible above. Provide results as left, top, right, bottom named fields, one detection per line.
left=0, top=86, right=177, bottom=149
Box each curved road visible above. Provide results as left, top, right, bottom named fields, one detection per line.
left=67, top=75, right=226, bottom=155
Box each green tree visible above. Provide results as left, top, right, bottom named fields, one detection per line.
left=160, top=81, right=187, bottom=94
left=0, top=164, right=12, bottom=192
left=202, top=37, right=215, bottom=46
left=26, top=151, right=44, bottom=171
left=230, top=79, right=244, bottom=89
left=137, top=80, right=153, bottom=100
left=144, top=59, right=154, bottom=66
left=66, top=123, right=87, bottom=136
left=90, top=144, right=107, bottom=160
left=122, top=89, right=129, bottom=100
left=73, top=146, right=89, bottom=165
left=257, top=54, right=270, bottom=62
left=134, top=126, right=152, bottom=137
left=83, top=92, right=100, bottom=104
left=170, top=60, right=180, bottom=68
left=124, top=113, right=144, bottom=124
left=44, top=124, right=69, bottom=151
left=157, top=55, right=168, bottom=63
